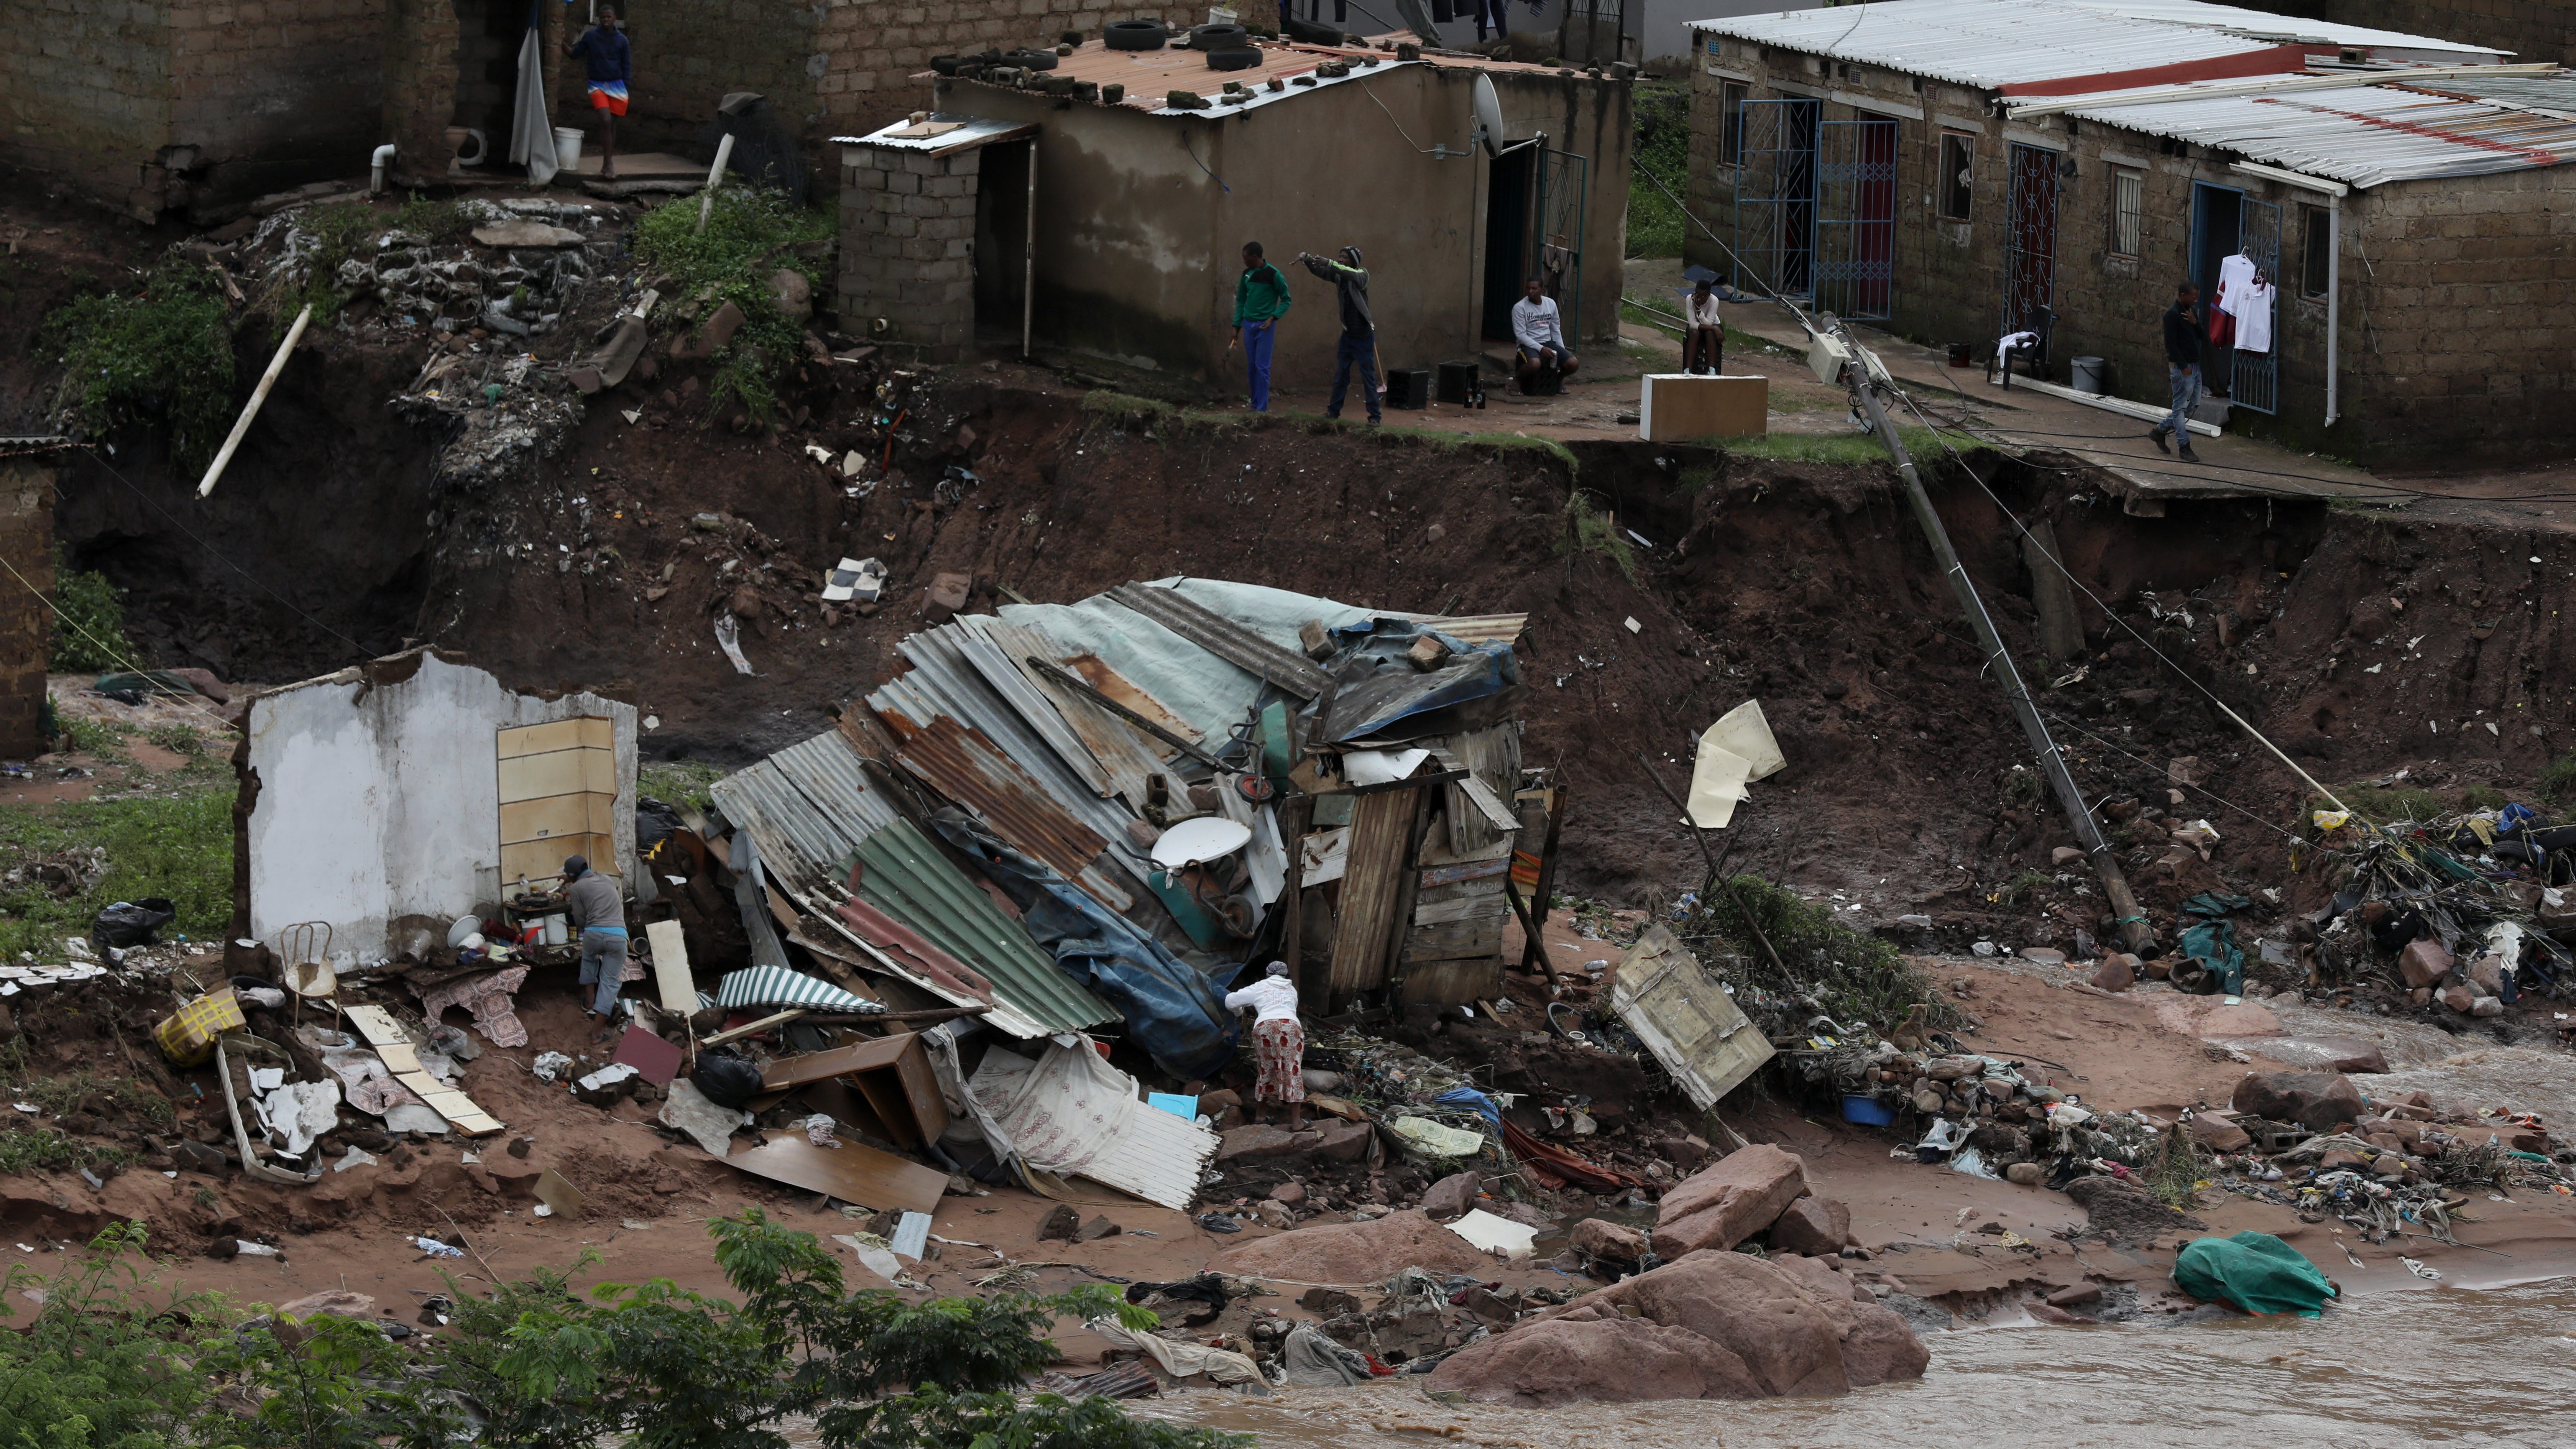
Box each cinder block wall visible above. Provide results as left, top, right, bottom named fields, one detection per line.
left=838, top=144, right=981, bottom=357
left=0, top=0, right=179, bottom=217
left=0, top=460, right=56, bottom=758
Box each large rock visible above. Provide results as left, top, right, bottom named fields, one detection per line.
left=2231, top=1070, right=2365, bottom=1132
left=1216, top=1125, right=1316, bottom=1162
left=2398, top=939, right=2452, bottom=989
left=1569, top=1217, right=1648, bottom=1263
left=2254, top=1036, right=2390, bottom=1074
left=2188, top=1113, right=2253, bottom=1153
left=1767, top=1196, right=1852, bottom=1255
left=1428, top=1250, right=1927, bottom=1406
left=1420, top=1170, right=1483, bottom=1220
left=1651, top=1144, right=1809, bottom=1259
left=1212, top=1209, right=1492, bottom=1283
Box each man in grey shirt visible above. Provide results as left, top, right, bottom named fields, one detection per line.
left=564, top=854, right=627, bottom=1017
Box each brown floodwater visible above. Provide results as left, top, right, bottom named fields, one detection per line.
left=1111, top=1277, right=2576, bottom=1448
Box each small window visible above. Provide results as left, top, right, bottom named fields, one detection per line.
left=1938, top=131, right=1975, bottom=220
left=2300, top=203, right=2333, bottom=298
left=1721, top=82, right=1748, bottom=165
left=2109, top=168, right=2143, bottom=257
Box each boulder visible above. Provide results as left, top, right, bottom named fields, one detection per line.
left=2230, top=1071, right=2365, bottom=1132
left=1569, top=1217, right=1648, bottom=1263
left=2091, top=954, right=2137, bottom=992
left=769, top=268, right=812, bottom=317
left=1429, top=1250, right=1927, bottom=1406
left=1215, top=1125, right=1316, bottom=1162
left=2188, top=1113, right=2252, bottom=1153
left=2046, top=1282, right=2103, bottom=1308
left=1420, top=1170, right=1483, bottom=1221
left=1652, top=1144, right=1809, bottom=1259
left=1767, top=1196, right=1851, bottom=1256
left=2398, top=939, right=2452, bottom=990
left=2463, top=953, right=2507, bottom=995
left=1313, top=1118, right=1373, bottom=1162
left=2439, top=982, right=2479, bottom=1014
left=1213, top=1209, right=1492, bottom=1283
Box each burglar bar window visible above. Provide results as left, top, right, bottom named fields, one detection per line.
left=1938, top=131, right=1974, bottom=220
left=2301, top=203, right=2332, bottom=298
left=1722, top=82, right=1747, bottom=165
left=2110, top=168, right=2143, bottom=257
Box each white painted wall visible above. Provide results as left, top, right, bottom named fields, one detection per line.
left=245, top=652, right=638, bottom=965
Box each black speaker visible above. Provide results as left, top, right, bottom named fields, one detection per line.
left=1386, top=368, right=1431, bottom=409
left=1435, top=360, right=1478, bottom=405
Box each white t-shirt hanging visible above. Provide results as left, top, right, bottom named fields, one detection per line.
left=2231, top=276, right=2274, bottom=354
left=2216, top=253, right=2259, bottom=316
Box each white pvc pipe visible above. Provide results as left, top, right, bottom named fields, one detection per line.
left=198, top=302, right=312, bottom=498
left=2325, top=194, right=2341, bottom=429
left=695, top=133, right=736, bottom=233
left=370, top=143, right=397, bottom=194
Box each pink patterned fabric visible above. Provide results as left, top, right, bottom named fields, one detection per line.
left=1252, top=1018, right=1306, bottom=1106
left=417, top=964, right=533, bottom=1048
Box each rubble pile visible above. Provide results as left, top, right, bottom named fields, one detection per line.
left=2300, top=800, right=2574, bottom=1018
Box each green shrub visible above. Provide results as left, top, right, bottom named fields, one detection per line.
left=39, top=264, right=236, bottom=473
left=1559, top=490, right=1640, bottom=583
left=0, top=785, right=234, bottom=959
left=0, top=1222, right=223, bottom=1449
left=49, top=548, right=135, bottom=672
left=634, top=186, right=835, bottom=427
left=1627, top=81, right=1689, bottom=260
left=1680, top=873, right=1958, bottom=1035
left=2538, top=754, right=2576, bottom=808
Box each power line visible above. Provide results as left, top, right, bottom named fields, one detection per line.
left=0, top=550, right=245, bottom=737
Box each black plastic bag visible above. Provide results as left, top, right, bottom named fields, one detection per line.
left=691, top=1051, right=764, bottom=1109
left=93, top=897, right=176, bottom=948
left=636, top=796, right=684, bottom=856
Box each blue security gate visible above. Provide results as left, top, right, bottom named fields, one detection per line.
left=2231, top=197, right=2281, bottom=414
left=1815, top=117, right=1896, bottom=320
left=1734, top=97, right=1819, bottom=300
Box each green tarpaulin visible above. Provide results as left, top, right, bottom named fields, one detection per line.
left=2173, top=1231, right=2340, bottom=1318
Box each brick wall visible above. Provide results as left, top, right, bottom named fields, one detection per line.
left=838, top=143, right=983, bottom=356
left=0, top=0, right=178, bottom=217
left=1683, top=32, right=2576, bottom=465
left=0, top=458, right=56, bottom=758
left=2270, top=2, right=2574, bottom=65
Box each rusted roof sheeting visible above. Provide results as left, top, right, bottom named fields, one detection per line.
left=1110, top=582, right=1332, bottom=700
left=958, top=614, right=1181, bottom=814
left=884, top=713, right=1109, bottom=885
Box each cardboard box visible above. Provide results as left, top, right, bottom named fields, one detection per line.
left=1638, top=374, right=1768, bottom=441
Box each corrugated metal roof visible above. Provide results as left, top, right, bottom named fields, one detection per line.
left=943, top=618, right=1116, bottom=798
left=854, top=819, right=1117, bottom=1035
left=920, top=35, right=1589, bottom=121
left=835, top=113, right=1037, bottom=153
left=1689, top=1, right=2280, bottom=90
left=2042, top=2, right=2507, bottom=59
left=1111, top=582, right=1333, bottom=700
left=2064, top=82, right=2576, bottom=186
left=957, top=613, right=1184, bottom=814
left=2408, top=72, right=2576, bottom=117
left=707, top=727, right=1112, bottom=1038
left=882, top=711, right=1111, bottom=887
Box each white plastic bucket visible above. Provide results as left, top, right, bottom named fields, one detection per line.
left=2071, top=356, right=2106, bottom=394
left=553, top=126, right=585, bottom=170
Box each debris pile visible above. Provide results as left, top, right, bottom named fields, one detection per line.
left=2300, top=800, right=2574, bottom=1015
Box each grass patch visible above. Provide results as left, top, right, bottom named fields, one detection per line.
left=38, top=264, right=235, bottom=474
left=1559, top=490, right=1640, bottom=583
left=2538, top=754, right=2576, bottom=808
left=48, top=546, right=136, bottom=672
left=1627, top=81, right=1688, bottom=262
left=1720, top=425, right=1957, bottom=465
left=2319, top=783, right=2443, bottom=825
left=5, top=1061, right=172, bottom=1126
left=2460, top=784, right=2507, bottom=812
left=640, top=759, right=729, bottom=815
left=1679, top=873, right=1960, bottom=1035
left=392, top=191, right=476, bottom=246
left=142, top=722, right=207, bottom=757
left=0, top=785, right=233, bottom=960
left=1993, top=869, right=2053, bottom=907
left=634, top=184, right=835, bottom=426
left=1081, top=389, right=1181, bottom=429
left=0, top=1125, right=136, bottom=1175
left=57, top=715, right=128, bottom=759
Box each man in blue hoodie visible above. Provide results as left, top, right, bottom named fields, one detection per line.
left=565, top=8, right=632, bottom=179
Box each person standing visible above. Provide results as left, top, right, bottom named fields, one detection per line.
left=2151, top=280, right=2205, bottom=464
left=1223, top=960, right=1306, bottom=1132
left=1230, top=242, right=1292, bottom=412
left=1298, top=246, right=1380, bottom=425
left=1511, top=277, right=1577, bottom=391
left=565, top=8, right=631, bottom=180
left=1682, top=275, right=1723, bottom=375
left=563, top=854, right=627, bottom=1019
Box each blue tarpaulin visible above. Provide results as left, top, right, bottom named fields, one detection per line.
left=1314, top=619, right=1520, bottom=742
left=927, top=808, right=1240, bottom=1080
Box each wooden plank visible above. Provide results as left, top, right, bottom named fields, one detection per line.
left=1396, top=955, right=1505, bottom=1008
left=1434, top=725, right=1523, bottom=856
left=1326, top=785, right=1418, bottom=1000
left=716, top=1135, right=948, bottom=1215
left=1413, top=877, right=1505, bottom=907
left=757, top=1033, right=949, bottom=1146
left=1412, top=892, right=1511, bottom=926
left=644, top=919, right=697, bottom=1013
left=1402, top=915, right=1505, bottom=962
left=1418, top=856, right=1510, bottom=889
left=1608, top=924, right=1773, bottom=1111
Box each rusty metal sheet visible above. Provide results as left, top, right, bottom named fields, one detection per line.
left=1326, top=785, right=1419, bottom=999
left=883, top=713, right=1108, bottom=885
left=1110, top=582, right=1331, bottom=700
left=961, top=615, right=1182, bottom=813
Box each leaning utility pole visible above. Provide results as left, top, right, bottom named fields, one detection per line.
left=1830, top=323, right=2155, bottom=956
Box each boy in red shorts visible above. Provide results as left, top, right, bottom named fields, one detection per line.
left=565, top=8, right=631, bottom=179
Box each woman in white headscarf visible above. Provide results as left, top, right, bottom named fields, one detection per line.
left=1223, top=961, right=1305, bottom=1132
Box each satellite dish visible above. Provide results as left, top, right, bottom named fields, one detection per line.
left=1152, top=815, right=1253, bottom=871
left=1474, top=74, right=1506, bottom=157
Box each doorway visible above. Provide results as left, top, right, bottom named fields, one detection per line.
left=973, top=139, right=1033, bottom=348
left=2189, top=182, right=2241, bottom=398
left=1482, top=146, right=1538, bottom=341
left=2001, top=143, right=2060, bottom=358
left=451, top=0, right=524, bottom=158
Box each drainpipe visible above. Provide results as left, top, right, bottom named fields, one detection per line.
left=2325, top=191, right=2340, bottom=429
left=370, top=143, right=397, bottom=195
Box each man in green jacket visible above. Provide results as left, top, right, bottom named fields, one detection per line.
left=1230, top=242, right=1291, bottom=411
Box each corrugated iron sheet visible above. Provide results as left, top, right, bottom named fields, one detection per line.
left=2065, top=82, right=2576, bottom=185
left=1395, top=612, right=1531, bottom=647
left=882, top=712, right=1109, bottom=885
left=706, top=731, right=897, bottom=905
left=956, top=613, right=1182, bottom=813
left=1690, top=0, right=2278, bottom=90
left=943, top=618, right=1116, bottom=799
left=853, top=819, right=1117, bottom=1035
left=1111, top=582, right=1332, bottom=700
left=2410, top=74, right=2576, bottom=116
left=2043, top=1, right=2505, bottom=58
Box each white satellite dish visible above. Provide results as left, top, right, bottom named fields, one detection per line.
left=1151, top=815, right=1253, bottom=871
left=1474, top=74, right=1506, bottom=157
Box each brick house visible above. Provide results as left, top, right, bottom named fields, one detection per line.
left=833, top=37, right=1630, bottom=380
left=1682, top=0, right=2575, bottom=463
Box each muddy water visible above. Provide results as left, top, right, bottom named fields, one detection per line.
left=1118, top=1279, right=2576, bottom=1448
